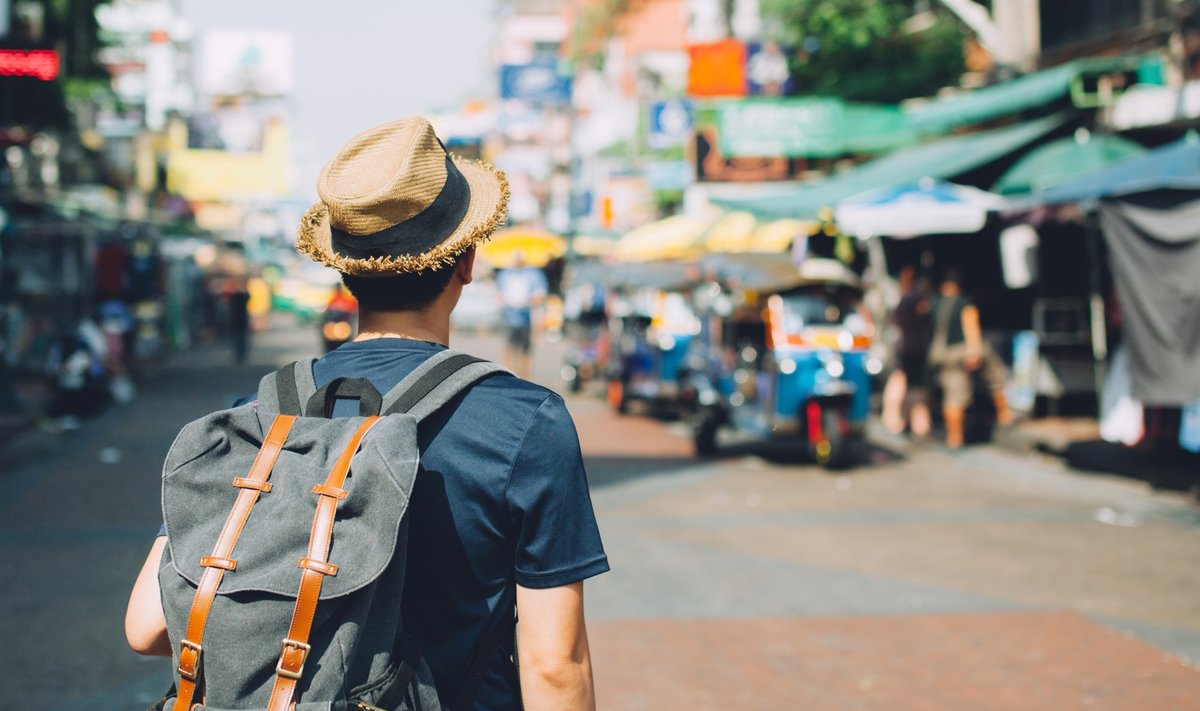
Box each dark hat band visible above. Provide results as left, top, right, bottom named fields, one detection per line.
left=329, top=156, right=472, bottom=261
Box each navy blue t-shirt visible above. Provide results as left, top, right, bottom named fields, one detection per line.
left=313, top=338, right=608, bottom=709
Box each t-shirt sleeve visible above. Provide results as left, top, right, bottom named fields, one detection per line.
left=507, top=394, right=609, bottom=589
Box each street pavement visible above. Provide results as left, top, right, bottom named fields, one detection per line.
left=2, top=315, right=1199, bottom=710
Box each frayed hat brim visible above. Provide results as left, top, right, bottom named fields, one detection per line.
left=296, top=157, right=509, bottom=275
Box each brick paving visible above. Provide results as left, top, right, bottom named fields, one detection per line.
left=2, top=320, right=1199, bottom=710
left=591, top=612, right=1200, bottom=711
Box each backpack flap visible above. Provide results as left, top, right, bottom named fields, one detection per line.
left=162, top=407, right=420, bottom=598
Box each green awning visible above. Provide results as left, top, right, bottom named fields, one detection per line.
left=993, top=132, right=1146, bottom=195
left=712, top=113, right=1068, bottom=221
left=905, top=57, right=1143, bottom=135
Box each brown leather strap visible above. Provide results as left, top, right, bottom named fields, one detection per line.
left=267, top=416, right=380, bottom=711
left=172, top=415, right=296, bottom=711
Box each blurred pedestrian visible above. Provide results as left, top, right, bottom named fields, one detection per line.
left=227, top=283, right=251, bottom=364
left=320, top=283, right=358, bottom=352
left=497, top=251, right=547, bottom=379
left=928, top=269, right=1014, bottom=448
left=126, top=118, right=604, bottom=711
left=882, top=265, right=932, bottom=437
left=45, top=319, right=109, bottom=425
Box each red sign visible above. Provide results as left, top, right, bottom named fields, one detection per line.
left=687, top=40, right=746, bottom=98
left=0, top=50, right=60, bottom=81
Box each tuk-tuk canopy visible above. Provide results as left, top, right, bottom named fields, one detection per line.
left=604, top=260, right=695, bottom=293
left=700, top=254, right=860, bottom=294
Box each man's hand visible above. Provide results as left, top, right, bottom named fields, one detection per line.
left=126, top=536, right=172, bottom=656
left=516, top=582, right=596, bottom=711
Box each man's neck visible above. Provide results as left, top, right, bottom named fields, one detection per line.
left=355, top=309, right=450, bottom=346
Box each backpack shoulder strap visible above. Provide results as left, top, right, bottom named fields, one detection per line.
left=381, top=349, right=509, bottom=421
left=257, top=358, right=318, bottom=415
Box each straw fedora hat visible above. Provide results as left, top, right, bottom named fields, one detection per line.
left=296, top=117, right=509, bottom=275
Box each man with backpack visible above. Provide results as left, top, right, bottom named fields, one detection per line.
left=125, top=118, right=608, bottom=711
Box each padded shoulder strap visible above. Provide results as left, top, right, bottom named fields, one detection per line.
left=256, top=359, right=318, bottom=415
left=381, top=349, right=509, bottom=422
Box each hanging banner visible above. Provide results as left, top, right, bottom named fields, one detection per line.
left=717, top=98, right=843, bottom=157
left=716, top=98, right=913, bottom=158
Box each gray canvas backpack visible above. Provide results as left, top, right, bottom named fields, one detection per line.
left=155, top=350, right=509, bottom=711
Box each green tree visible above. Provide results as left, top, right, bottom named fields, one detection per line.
left=760, top=0, right=967, bottom=104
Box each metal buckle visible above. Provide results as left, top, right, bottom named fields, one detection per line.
left=275, top=638, right=312, bottom=680
left=177, top=639, right=203, bottom=682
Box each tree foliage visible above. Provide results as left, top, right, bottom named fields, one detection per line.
left=760, top=0, right=967, bottom=104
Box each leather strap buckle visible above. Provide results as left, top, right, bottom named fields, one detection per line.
left=298, top=557, right=339, bottom=576
left=275, top=638, right=311, bottom=680
left=177, top=639, right=203, bottom=682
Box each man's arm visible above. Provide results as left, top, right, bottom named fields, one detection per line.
left=516, top=582, right=596, bottom=711
left=126, top=536, right=172, bottom=656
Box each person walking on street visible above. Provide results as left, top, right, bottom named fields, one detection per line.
left=928, top=269, right=1014, bottom=448
left=228, top=281, right=252, bottom=364
left=882, top=265, right=933, bottom=437
left=126, top=118, right=607, bottom=711
left=497, top=251, right=547, bottom=379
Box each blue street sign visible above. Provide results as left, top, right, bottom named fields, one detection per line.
left=499, top=61, right=572, bottom=105
left=649, top=100, right=694, bottom=149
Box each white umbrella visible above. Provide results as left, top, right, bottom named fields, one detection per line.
left=835, top=178, right=1006, bottom=239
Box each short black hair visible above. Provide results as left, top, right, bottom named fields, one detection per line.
left=342, top=264, right=457, bottom=312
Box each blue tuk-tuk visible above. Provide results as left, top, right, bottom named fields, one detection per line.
left=603, top=262, right=702, bottom=416
left=690, top=256, right=879, bottom=468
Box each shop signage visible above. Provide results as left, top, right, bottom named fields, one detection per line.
left=0, top=49, right=59, bottom=81
left=745, top=42, right=793, bottom=96
left=499, top=60, right=571, bottom=105
left=687, top=39, right=746, bottom=98
left=644, top=160, right=694, bottom=191
left=199, top=29, right=295, bottom=97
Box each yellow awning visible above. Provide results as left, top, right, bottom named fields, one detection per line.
left=703, top=211, right=758, bottom=253
left=571, top=234, right=619, bottom=258
left=615, top=215, right=709, bottom=263
left=749, top=219, right=809, bottom=253
left=479, top=228, right=566, bottom=268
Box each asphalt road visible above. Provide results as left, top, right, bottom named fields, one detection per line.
left=2, top=316, right=1199, bottom=710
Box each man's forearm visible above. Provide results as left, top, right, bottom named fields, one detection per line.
left=519, top=657, right=596, bottom=711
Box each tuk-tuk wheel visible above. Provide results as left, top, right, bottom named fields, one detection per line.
left=807, top=401, right=853, bottom=470
left=607, top=380, right=629, bottom=414
left=693, top=410, right=720, bottom=458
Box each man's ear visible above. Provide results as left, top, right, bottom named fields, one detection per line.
left=455, top=247, right=476, bottom=286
